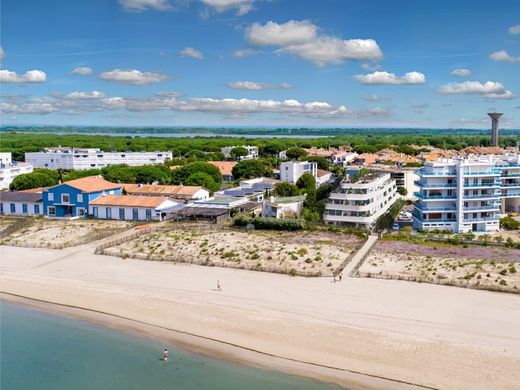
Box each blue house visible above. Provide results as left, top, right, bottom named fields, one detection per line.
left=43, top=176, right=122, bottom=218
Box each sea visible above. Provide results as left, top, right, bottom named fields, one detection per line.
left=0, top=303, right=343, bottom=390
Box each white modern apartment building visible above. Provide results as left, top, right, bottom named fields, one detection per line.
left=413, top=153, right=520, bottom=233
left=0, top=153, right=33, bottom=190
left=280, top=161, right=318, bottom=184
left=220, top=145, right=259, bottom=160
left=324, top=173, right=398, bottom=229
left=25, top=148, right=173, bottom=170
left=370, top=165, right=419, bottom=200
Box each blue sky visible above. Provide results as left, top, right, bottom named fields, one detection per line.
left=1, top=0, right=519, bottom=128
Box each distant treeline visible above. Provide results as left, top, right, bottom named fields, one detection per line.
left=2, top=126, right=520, bottom=136
left=1, top=132, right=519, bottom=162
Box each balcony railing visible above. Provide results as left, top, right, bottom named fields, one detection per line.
left=501, top=183, right=520, bottom=187
left=463, top=217, right=499, bottom=222
left=463, top=205, right=500, bottom=211
left=463, top=182, right=500, bottom=187
left=416, top=170, right=456, bottom=176
left=463, top=170, right=501, bottom=176
left=463, top=194, right=500, bottom=199
left=415, top=181, right=457, bottom=188
left=414, top=192, right=457, bottom=200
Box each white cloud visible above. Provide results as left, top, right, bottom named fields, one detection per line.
left=246, top=20, right=382, bottom=67
left=438, top=80, right=516, bottom=100
left=65, top=91, right=106, bottom=99
left=180, top=47, right=204, bottom=59
left=119, top=0, right=173, bottom=11
left=232, top=48, right=257, bottom=58
left=227, top=81, right=291, bottom=90
left=361, top=63, right=381, bottom=71
left=1, top=91, right=392, bottom=119
left=354, top=71, right=426, bottom=85
left=0, top=69, right=47, bottom=83
left=200, top=0, right=254, bottom=16
left=450, top=68, right=471, bottom=77
left=364, top=94, right=382, bottom=102
left=490, top=50, right=520, bottom=63
left=99, top=69, right=169, bottom=85
left=509, top=25, right=520, bottom=34
left=71, top=66, right=93, bottom=75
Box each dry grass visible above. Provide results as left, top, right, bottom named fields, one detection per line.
left=1, top=219, right=134, bottom=248
left=105, top=225, right=363, bottom=276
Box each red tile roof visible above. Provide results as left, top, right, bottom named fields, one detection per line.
left=59, top=176, right=122, bottom=192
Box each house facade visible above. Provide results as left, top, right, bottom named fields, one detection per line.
left=324, top=173, right=398, bottom=229
left=89, top=195, right=179, bottom=221
left=0, top=192, right=43, bottom=216
left=279, top=161, right=318, bottom=184
left=262, top=195, right=306, bottom=219
left=25, top=148, right=172, bottom=170
left=0, top=153, right=33, bottom=190
left=43, top=176, right=122, bottom=218
left=220, top=145, right=259, bottom=160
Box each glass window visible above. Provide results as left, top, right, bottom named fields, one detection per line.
left=106, top=207, right=112, bottom=219
left=145, top=209, right=152, bottom=220
left=34, top=204, right=40, bottom=214
left=93, top=207, right=98, bottom=218
left=10, top=203, right=16, bottom=213
left=22, top=204, right=28, bottom=214
left=119, top=208, right=125, bottom=220
left=48, top=192, right=54, bottom=201
left=62, top=194, right=70, bottom=203
left=77, top=194, right=83, bottom=202
left=48, top=206, right=56, bottom=216
left=132, top=208, right=139, bottom=220
left=0, top=203, right=3, bottom=214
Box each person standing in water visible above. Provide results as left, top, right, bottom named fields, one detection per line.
left=217, top=280, right=222, bottom=291
left=163, top=348, right=169, bottom=362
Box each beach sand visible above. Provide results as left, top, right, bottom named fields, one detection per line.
left=1, top=243, right=520, bottom=390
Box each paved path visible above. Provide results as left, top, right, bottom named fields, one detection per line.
left=343, top=234, right=379, bottom=276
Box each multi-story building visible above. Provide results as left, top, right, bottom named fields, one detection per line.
left=413, top=153, right=520, bottom=233
left=25, top=148, right=172, bottom=170
left=280, top=161, right=318, bottom=184
left=220, top=145, right=259, bottom=160
left=0, top=153, right=33, bottom=190
left=370, top=165, right=419, bottom=200
left=324, top=173, right=398, bottom=229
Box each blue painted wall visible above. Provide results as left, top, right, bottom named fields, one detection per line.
left=43, top=183, right=122, bottom=217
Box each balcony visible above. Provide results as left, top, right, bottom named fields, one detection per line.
left=414, top=205, right=457, bottom=212
left=414, top=192, right=457, bottom=200
left=463, top=217, right=499, bottom=222
left=415, top=181, right=457, bottom=188
left=463, top=194, right=500, bottom=199
left=463, top=205, right=500, bottom=211
left=501, top=183, right=520, bottom=187
left=463, top=170, right=501, bottom=176
left=500, top=172, right=520, bottom=178
left=416, top=169, right=456, bottom=177
left=413, top=215, right=457, bottom=223
left=463, top=182, right=500, bottom=188
left=501, top=191, right=520, bottom=197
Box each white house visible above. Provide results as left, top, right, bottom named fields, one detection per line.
left=0, top=153, right=33, bottom=190
left=324, top=173, right=398, bottom=229
left=122, top=183, right=210, bottom=201
left=220, top=145, right=259, bottom=160
left=331, top=152, right=358, bottom=166
left=0, top=191, right=43, bottom=216
left=89, top=195, right=180, bottom=221
left=317, top=169, right=333, bottom=186
left=262, top=195, right=306, bottom=219
left=25, top=148, right=172, bottom=170
left=280, top=161, right=318, bottom=184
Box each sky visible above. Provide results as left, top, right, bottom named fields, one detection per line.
left=1, top=0, right=519, bottom=128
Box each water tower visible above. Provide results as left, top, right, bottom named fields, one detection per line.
left=487, top=112, right=503, bottom=147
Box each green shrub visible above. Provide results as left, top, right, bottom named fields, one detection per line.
left=233, top=214, right=303, bottom=231
left=500, top=217, right=520, bottom=231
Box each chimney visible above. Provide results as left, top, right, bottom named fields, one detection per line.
left=487, top=112, right=503, bottom=147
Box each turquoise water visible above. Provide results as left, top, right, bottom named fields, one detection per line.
left=0, top=303, right=343, bottom=390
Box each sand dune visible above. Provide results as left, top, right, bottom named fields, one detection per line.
left=1, top=243, right=519, bottom=390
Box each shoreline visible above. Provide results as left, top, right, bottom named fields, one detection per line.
left=1, top=244, right=519, bottom=390
left=1, top=292, right=427, bottom=390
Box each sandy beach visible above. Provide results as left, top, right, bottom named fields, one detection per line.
left=1, top=242, right=520, bottom=390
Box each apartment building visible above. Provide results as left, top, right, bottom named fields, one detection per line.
left=0, top=153, right=33, bottom=190
left=413, top=153, right=520, bottom=233
left=324, top=173, right=398, bottom=229
left=370, top=165, right=419, bottom=200
left=25, top=148, right=172, bottom=170
left=280, top=161, right=318, bottom=184
left=220, top=145, right=259, bottom=160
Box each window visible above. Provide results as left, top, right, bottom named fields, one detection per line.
left=77, top=208, right=86, bottom=217
left=119, top=208, right=125, bottom=220
left=48, top=192, right=54, bottom=201
left=22, top=203, right=28, bottom=214
left=62, top=194, right=70, bottom=203
left=10, top=203, right=16, bottom=213
left=146, top=209, right=152, bottom=220
left=48, top=206, right=56, bottom=216
left=106, top=207, right=112, bottom=219
left=0, top=203, right=3, bottom=214
left=77, top=194, right=83, bottom=202
left=93, top=207, right=98, bottom=218
left=34, top=204, right=40, bottom=214
left=132, top=208, right=139, bottom=220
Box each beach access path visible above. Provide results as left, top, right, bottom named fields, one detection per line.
left=1, top=243, right=519, bottom=390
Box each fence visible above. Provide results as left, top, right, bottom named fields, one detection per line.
left=355, top=271, right=519, bottom=295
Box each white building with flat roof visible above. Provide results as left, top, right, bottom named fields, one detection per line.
left=0, top=153, right=33, bottom=190
left=414, top=153, right=520, bottom=233
left=324, top=173, right=398, bottom=229
left=280, top=161, right=318, bottom=184
left=25, top=148, right=172, bottom=170
left=220, top=145, right=259, bottom=160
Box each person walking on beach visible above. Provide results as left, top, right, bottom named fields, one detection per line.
left=217, top=280, right=222, bottom=291
left=163, top=348, right=169, bottom=362
left=339, top=273, right=343, bottom=282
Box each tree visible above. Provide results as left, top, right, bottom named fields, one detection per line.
left=132, top=165, right=172, bottom=184
left=397, top=187, right=408, bottom=196
left=230, top=147, right=249, bottom=160
left=232, top=159, right=271, bottom=179
left=208, top=151, right=226, bottom=161
left=62, top=169, right=102, bottom=182
left=10, top=172, right=59, bottom=191
left=274, top=182, right=299, bottom=197
left=185, top=172, right=219, bottom=193
left=306, top=156, right=329, bottom=170
left=285, top=147, right=308, bottom=160
left=261, top=143, right=283, bottom=157
left=101, top=165, right=138, bottom=183
left=173, top=162, right=222, bottom=185
left=296, top=172, right=316, bottom=192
